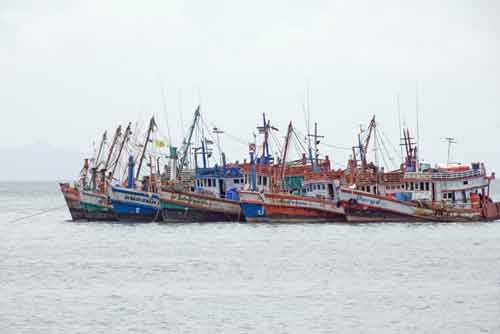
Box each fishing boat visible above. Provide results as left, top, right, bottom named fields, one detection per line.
left=159, top=106, right=244, bottom=222
left=109, top=183, right=161, bottom=222
left=59, top=156, right=91, bottom=221
left=109, top=117, right=162, bottom=222
left=80, top=190, right=116, bottom=221
left=239, top=117, right=345, bottom=223
left=59, top=182, right=85, bottom=221
left=338, top=117, right=500, bottom=222
left=79, top=123, right=131, bottom=221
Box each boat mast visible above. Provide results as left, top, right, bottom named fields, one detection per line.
left=307, top=122, right=324, bottom=170
left=257, top=113, right=277, bottom=164
left=135, top=117, right=157, bottom=180
left=109, top=122, right=132, bottom=182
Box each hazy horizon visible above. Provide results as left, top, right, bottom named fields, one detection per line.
left=1, top=0, right=499, bottom=180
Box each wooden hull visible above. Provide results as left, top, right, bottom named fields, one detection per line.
left=80, top=191, right=117, bottom=221
left=239, top=191, right=345, bottom=223
left=339, top=188, right=488, bottom=222
left=110, top=186, right=161, bottom=222
left=160, top=189, right=242, bottom=222
left=59, top=183, right=85, bottom=221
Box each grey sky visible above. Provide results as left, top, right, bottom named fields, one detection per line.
left=1, top=0, right=499, bottom=180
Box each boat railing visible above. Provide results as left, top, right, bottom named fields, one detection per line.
left=405, top=168, right=483, bottom=180
left=431, top=168, right=483, bottom=179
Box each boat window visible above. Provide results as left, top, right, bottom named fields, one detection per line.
left=420, top=182, right=424, bottom=191
left=258, top=176, right=262, bottom=185
left=425, top=182, right=430, bottom=191
left=322, top=184, right=326, bottom=190
left=410, top=183, right=414, bottom=191
left=234, top=179, right=240, bottom=184
left=463, top=180, right=469, bottom=185
left=263, top=177, right=268, bottom=186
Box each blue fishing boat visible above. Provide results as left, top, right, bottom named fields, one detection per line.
left=109, top=117, right=162, bottom=222
left=109, top=185, right=161, bottom=222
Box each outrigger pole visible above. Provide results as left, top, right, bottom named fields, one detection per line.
left=100, top=125, right=122, bottom=192
left=109, top=122, right=132, bottom=182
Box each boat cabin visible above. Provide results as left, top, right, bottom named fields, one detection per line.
left=194, top=165, right=244, bottom=199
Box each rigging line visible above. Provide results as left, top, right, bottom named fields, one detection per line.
left=375, top=133, right=390, bottom=170
left=379, top=129, right=400, bottom=162
left=291, top=129, right=308, bottom=154
left=269, top=131, right=283, bottom=158
left=292, top=138, right=303, bottom=160
left=7, top=206, right=66, bottom=223
left=379, top=135, right=397, bottom=170
left=319, top=142, right=353, bottom=151
left=206, top=120, right=248, bottom=146
left=159, top=77, right=172, bottom=144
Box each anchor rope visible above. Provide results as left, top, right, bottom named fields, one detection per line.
left=7, top=206, right=66, bottom=223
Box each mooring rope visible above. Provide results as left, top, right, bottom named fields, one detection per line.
left=7, top=206, right=66, bottom=223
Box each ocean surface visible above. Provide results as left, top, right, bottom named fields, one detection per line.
left=1, top=181, right=500, bottom=333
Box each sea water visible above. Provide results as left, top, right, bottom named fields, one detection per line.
left=1, top=182, right=499, bottom=333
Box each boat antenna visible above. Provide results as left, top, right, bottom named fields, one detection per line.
left=397, top=93, right=403, bottom=161
left=159, top=77, right=172, bottom=144
left=213, top=126, right=224, bottom=166
left=415, top=81, right=420, bottom=171
left=443, top=137, right=457, bottom=166
left=178, top=88, right=184, bottom=141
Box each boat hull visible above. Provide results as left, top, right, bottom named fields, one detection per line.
left=239, top=191, right=345, bottom=223
left=160, top=189, right=242, bottom=222
left=59, top=183, right=86, bottom=221
left=80, top=191, right=117, bottom=221
left=110, top=186, right=161, bottom=222
left=339, top=188, right=486, bottom=222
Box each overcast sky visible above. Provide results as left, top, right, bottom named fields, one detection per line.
left=1, top=0, right=499, bottom=179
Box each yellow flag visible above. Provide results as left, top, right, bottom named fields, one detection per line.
left=154, top=139, right=166, bottom=148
